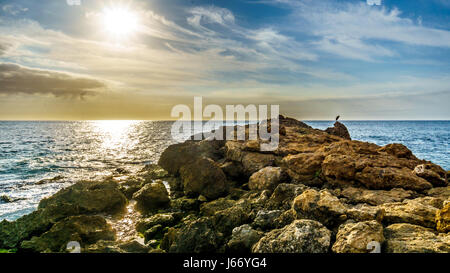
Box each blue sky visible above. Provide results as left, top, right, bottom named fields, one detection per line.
left=0, top=0, right=449, bottom=120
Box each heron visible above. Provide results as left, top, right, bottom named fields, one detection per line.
left=336, top=115, right=340, bottom=121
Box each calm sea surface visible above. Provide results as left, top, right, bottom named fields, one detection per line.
left=0, top=120, right=448, bottom=221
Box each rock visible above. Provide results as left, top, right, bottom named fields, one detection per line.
left=224, top=141, right=276, bottom=176
left=212, top=206, right=251, bottom=236
left=170, top=197, right=200, bottom=212
left=35, top=175, right=65, bottom=185
left=252, top=210, right=283, bottom=230
left=0, top=195, right=13, bottom=203
left=118, top=240, right=150, bottom=253
left=132, top=180, right=170, bottom=213
left=378, top=143, right=417, bottom=160
left=180, top=157, right=228, bottom=200
left=144, top=224, right=167, bottom=242
left=282, top=152, right=324, bottom=185
left=118, top=178, right=144, bottom=199
left=321, top=154, right=356, bottom=181
left=292, top=189, right=347, bottom=227
left=220, top=161, right=245, bottom=180
left=384, top=223, right=450, bottom=253
left=413, top=164, right=447, bottom=187
left=436, top=202, right=450, bottom=233
left=140, top=164, right=169, bottom=180
left=20, top=215, right=115, bottom=253
left=355, top=167, right=432, bottom=191
left=252, top=219, right=331, bottom=253
left=227, top=224, right=264, bottom=253
left=248, top=167, right=284, bottom=192
left=345, top=204, right=385, bottom=222
left=332, top=220, right=385, bottom=253
left=200, top=198, right=236, bottom=216
left=325, top=121, right=351, bottom=140
left=379, top=198, right=440, bottom=228
left=84, top=240, right=123, bottom=253
left=274, top=209, right=297, bottom=228
left=165, top=217, right=223, bottom=253
left=39, top=180, right=127, bottom=215
left=339, top=187, right=416, bottom=206
left=266, top=183, right=308, bottom=210
left=135, top=213, right=178, bottom=234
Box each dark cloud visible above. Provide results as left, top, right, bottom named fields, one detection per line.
left=0, top=42, right=10, bottom=55
left=0, top=63, right=105, bottom=98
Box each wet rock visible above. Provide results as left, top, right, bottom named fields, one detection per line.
left=180, top=157, right=228, bottom=200
left=20, top=215, right=115, bottom=253
left=355, top=167, right=432, bottom=191
left=325, top=121, right=351, bottom=140
left=436, top=202, right=450, bottom=233
left=118, top=240, right=150, bottom=253
left=132, top=180, right=170, bottom=213
left=339, top=187, right=416, bottom=206
left=252, top=210, right=283, bottom=230
left=227, top=224, right=264, bottom=253
left=384, top=223, right=450, bottom=253
left=140, top=164, right=169, bottom=180
left=248, top=167, right=285, bottom=192
left=413, top=164, right=447, bottom=187
left=0, top=195, right=13, bottom=203
left=292, top=189, right=347, bottom=227
left=170, top=197, right=200, bottom=212
left=118, top=178, right=144, bottom=199
left=252, top=220, right=331, bottom=253
left=379, top=198, right=440, bottom=228
left=332, top=220, right=384, bottom=253
left=35, top=175, right=65, bottom=185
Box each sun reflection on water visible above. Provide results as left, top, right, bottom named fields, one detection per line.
left=92, top=120, right=141, bottom=151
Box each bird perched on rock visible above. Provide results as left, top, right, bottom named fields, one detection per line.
left=336, top=115, right=340, bottom=121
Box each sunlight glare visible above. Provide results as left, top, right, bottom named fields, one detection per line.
left=102, top=7, right=139, bottom=39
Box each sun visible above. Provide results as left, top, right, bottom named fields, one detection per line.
left=102, top=7, right=139, bottom=39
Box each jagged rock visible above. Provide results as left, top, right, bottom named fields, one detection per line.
left=20, top=215, right=115, bottom=253
left=39, top=180, right=127, bottom=215
left=292, top=189, right=347, bottom=227
left=378, top=143, right=417, bottom=160
left=274, top=209, right=297, bottom=228
left=332, top=220, right=384, bottom=253
left=252, top=210, right=283, bottom=230
left=413, top=164, right=447, bottom=187
left=170, top=197, right=200, bottom=212
left=200, top=198, right=236, bottom=216
left=355, top=167, right=432, bottom=191
left=164, top=217, right=223, bottom=253
left=266, top=183, right=308, bottom=210
left=384, top=223, right=450, bottom=253
left=427, top=186, right=450, bottom=201
left=345, top=204, right=385, bottom=222
left=224, top=141, right=276, bottom=176
left=282, top=152, right=324, bottom=185
left=379, top=198, right=440, bottom=228
left=339, top=187, right=416, bottom=206
left=227, top=224, right=264, bottom=253
left=248, top=167, right=285, bottom=192
left=135, top=213, right=179, bottom=234
left=212, top=206, right=251, bottom=236
left=252, top=220, right=331, bottom=253
left=436, top=202, right=450, bottom=233
left=325, top=121, right=351, bottom=140
left=132, top=180, right=170, bottom=213
left=118, top=178, right=144, bottom=199
left=180, top=157, right=228, bottom=200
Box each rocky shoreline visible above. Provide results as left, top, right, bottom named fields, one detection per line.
left=0, top=115, right=449, bottom=253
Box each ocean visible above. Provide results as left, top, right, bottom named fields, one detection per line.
left=0, top=120, right=449, bottom=221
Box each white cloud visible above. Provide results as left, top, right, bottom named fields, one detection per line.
left=2, top=4, right=28, bottom=16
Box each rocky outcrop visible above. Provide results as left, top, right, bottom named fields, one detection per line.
left=325, top=121, right=351, bottom=140
left=436, top=202, right=450, bottom=233
left=252, top=220, right=331, bottom=253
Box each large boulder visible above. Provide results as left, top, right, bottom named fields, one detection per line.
left=355, top=167, right=432, bottom=191
left=282, top=152, right=324, bottom=185
left=180, top=157, right=228, bottom=200
left=384, top=223, right=450, bottom=253
left=436, top=202, right=450, bottom=233
left=413, top=164, right=447, bottom=187
left=132, top=180, right=170, bottom=213
left=227, top=224, right=264, bottom=253
left=224, top=141, right=276, bottom=176
left=248, top=167, right=285, bottom=192
left=292, top=189, right=347, bottom=227
left=20, top=215, right=115, bottom=253
left=252, top=220, right=331, bottom=253
left=338, top=187, right=416, bottom=206
left=332, top=220, right=385, bottom=253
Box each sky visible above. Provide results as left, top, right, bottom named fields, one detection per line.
left=0, top=0, right=449, bottom=120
